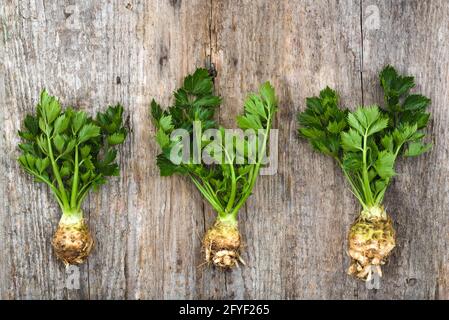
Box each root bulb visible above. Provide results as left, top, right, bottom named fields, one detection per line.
left=52, top=218, right=93, bottom=265
left=348, top=206, right=395, bottom=280
left=203, top=221, right=241, bottom=268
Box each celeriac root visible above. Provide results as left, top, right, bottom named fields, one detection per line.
left=203, top=221, right=242, bottom=268
left=347, top=207, right=395, bottom=280
left=52, top=219, right=94, bottom=266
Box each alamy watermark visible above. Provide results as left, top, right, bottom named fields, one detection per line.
left=365, top=265, right=381, bottom=290
left=164, top=121, right=278, bottom=175
left=56, top=265, right=80, bottom=290
left=364, top=5, right=380, bottom=31
left=362, top=4, right=381, bottom=69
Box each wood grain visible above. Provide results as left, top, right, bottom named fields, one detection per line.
left=210, top=0, right=363, bottom=300
left=0, top=0, right=447, bottom=299
left=359, top=0, right=449, bottom=299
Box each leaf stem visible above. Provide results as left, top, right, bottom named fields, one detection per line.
left=70, top=145, right=79, bottom=209
left=374, top=142, right=404, bottom=205
left=24, top=168, right=64, bottom=209
left=361, top=130, right=374, bottom=206
left=223, top=147, right=237, bottom=213
left=189, top=174, right=225, bottom=215
left=45, top=124, right=69, bottom=209
left=231, top=111, right=272, bottom=216
left=335, top=158, right=367, bottom=209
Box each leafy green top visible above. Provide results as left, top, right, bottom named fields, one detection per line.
left=298, top=66, right=431, bottom=209
left=18, top=90, right=127, bottom=214
left=152, top=68, right=277, bottom=220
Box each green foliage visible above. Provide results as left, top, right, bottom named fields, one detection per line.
left=298, top=66, right=432, bottom=208
left=380, top=65, right=432, bottom=157
left=18, top=90, right=127, bottom=213
left=298, top=87, right=348, bottom=158
left=151, top=69, right=278, bottom=218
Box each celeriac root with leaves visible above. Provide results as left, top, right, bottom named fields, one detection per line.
left=18, top=91, right=127, bottom=265
left=298, top=66, right=432, bottom=280
left=152, top=69, right=278, bottom=268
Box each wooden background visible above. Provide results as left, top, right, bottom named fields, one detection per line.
left=0, top=0, right=448, bottom=299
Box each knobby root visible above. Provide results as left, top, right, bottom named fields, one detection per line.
left=52, top=219, right=94, bottom=265
left=347, top=210, right=395, bottom=281
left=202, top=221, right=243, bottom=269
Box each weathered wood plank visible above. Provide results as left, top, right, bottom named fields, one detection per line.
left=210, top=0, right=363, bottom=299
left=0, top=0, right=92, bottom=299
left=122, top=0, right=212, bottom=300
left=359, top=0, right=449, bottom=299
left=0, top=0, right=212, bottom=299
left=0, top=0, right=447, bottom=300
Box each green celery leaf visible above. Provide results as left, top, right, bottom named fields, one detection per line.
left=18, top=131, right=35, bottom=141
left=341, top=129, right=362, bottom=152
left=73, top=111, right=87, bottom=133
left=18, top=143, right=35, bottom=155
left=374, top=179, right=388, bottom=194
left=107, top=130, right=126, bottom=145
left=38, top=118, right=46, bottom=133
left=103, top=149, right=117, bottom=165
left=299, top=127, right=325, bottom=139
left=305, top=97, right=324, bottom=114
left=244, top=94, right=267, bottom=119
left=18, top=155, right=28, bottom=169
left=403, top=94, right=431, bottom=111
left=319, top=87, right=339, bottom=105
left=392, top=124, right=417, bottom=146
left=259, top=81, right=277, bottom=109
left=183, top=68, right=212, bottom=95
left=35, top=157, right=50, bottom=174
left=236, top=114, right=262, bottom=130
left=96, top=105, right=124, bottom=134
left=19, top=154, right=37, bottom=170
left=151, top=99, right=163, bottom=121
left=78, top=123, right=101, bottom=144
left=98, top=163, right=119, bottom=176
left=24, top=115, right=39, bottom=136
left=156, top=129, right=170, bottom=148
left=53, top=134, right=65, bottom=153
left=53, top=114, right=70, bottom=135
left=343, top=152, right=362, bottom=171
left=380, top=65, right=415, bottom=97
left=64, top=139, right=76, bottom=154
left=174, top=89, right=189, bottom=107
left=327, top=120, right=346, bottom=134
left=81, top=170, right=91, bottom=183
left=404, top=141, right=432, bottom=157
left=368, top=168, right=377, bottom=181
left=193, top=95, right=222, bottom=108
left=40, top=90, right=61, bottom=124
left=347, top=112, right=364, bottom=135
left=159, top=115, right=174, bottom=132
left=380, top=66, right=398, bottom=94
left=25, top=154, right=37, bottom=168
left=415, top=113, right=430, bottom=129
left=410, top=131, right=426, bottom=141
left=354, top=106, right=380, bottom=129
left=367, top=116, right=389, bottom=136
left=374, top=150, right=396, bottom=179
left=156, top=154, right=188, bottom=176
left=80, top=145, right=91, bottom=158
left=83, top=157, right=95, bottom=170
left=36, top=135, right=48, bottom=154
left=381, top=134, right=394, bottom=152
